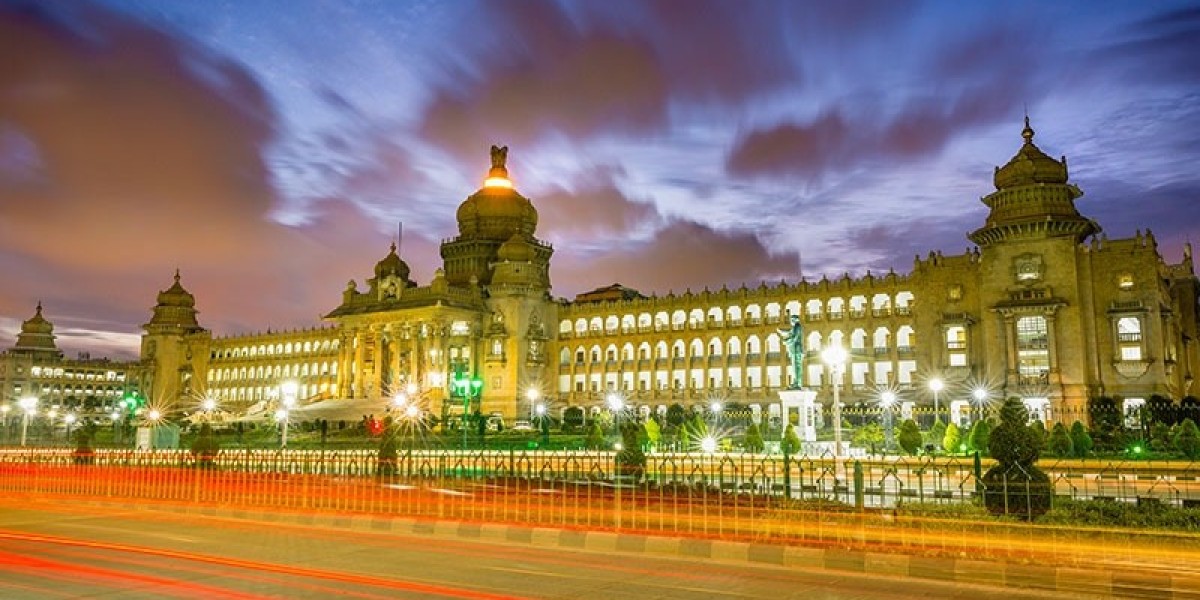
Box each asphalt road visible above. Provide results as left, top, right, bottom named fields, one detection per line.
left=0, top=499, right=1096, bottom=600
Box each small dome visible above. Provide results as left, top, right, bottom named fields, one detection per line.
left=374, top=242, right=410, bottom=280
left=20, top=302, right=53, bottom=335
left=497, top=233, right=535, bottom=262
left=994, top=117, right=1069, bottom=189
left=156, top=269, right=196, bottom=309
left=12, top=302, right=61, bottom=357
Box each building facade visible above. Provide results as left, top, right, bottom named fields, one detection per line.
left=7, top=124, right=1197, bottom=429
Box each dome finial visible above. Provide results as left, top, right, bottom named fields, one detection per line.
left=35, top=300, right=43, bottom=315
left=485, top=144, right=513, bottom=188
left=174, top=268, right=181, bottom=284
left=1022, top=114, right=1034, bottom=144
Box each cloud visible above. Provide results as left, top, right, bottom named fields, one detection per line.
left=1093, top=6, right=1200, bottom=85
left=534, top=164, right=659, bottom=240
left=551, top=219, right=801, bottom=298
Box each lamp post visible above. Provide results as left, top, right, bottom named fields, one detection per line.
left=710, top=401, right=723, bottom=426
left=929, top=377, right=944, bottom=426
left=972, top=387, right=988, bottom=425
left=1, top=404, right=10, bottom=443
left=880, top=391, right=896, bottom=453
left=453, top=373, right=482, bottom=450
left=526, top=387, right=540, bottom=421
left=821, top=345, right=847, bottom=481
left=606, top=392, right=624, bottom=448
left=535, top=402, right=549, bottom=447
left=279, top=380, right=298, bottom=448
left=19, top=396, right=37, bottom=447
left=64, top=413, right=77, bottom=444
left=146, top=409, right=162, bottom=450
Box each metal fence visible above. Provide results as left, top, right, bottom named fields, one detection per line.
left=1, top=447, right=1198, bottom=577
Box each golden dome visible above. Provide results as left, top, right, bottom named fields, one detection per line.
left=156, top=269, right=196, bottom=309
left=13, top=302, right=60, bottom=356
left=994, top=117, right=1069, bottom=189
left=455, top=145, right=538, bottom=241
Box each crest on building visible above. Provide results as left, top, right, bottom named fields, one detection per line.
left=1013, top=253, right=1044, bottom=284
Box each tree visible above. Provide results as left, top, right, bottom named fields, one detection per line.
left=1029, top=419, right=1047, bottom=448
left=189, top=423, right=219, bottom=469
left=615, top=420, right=646, bottom=480
left=687, top=413, right=709, bottom=441
left=72, top=426, right=96, bottom=466
left=982, top=397, right=1051, bottom=520
left=852, top=422, right=885, bottom=455
left=1069, top=421, right=1093, bottom=457
left=942, top=422, right=962, bottom=454
left=642, top=417, right=662, bottom=451
left=781, top=424, right=802, bottom=455
left=1150, top=422, right=1173, bottom=453
left=927, top=418, right=946, bottom=454
left=594, top=410, right=614, bottom=433
left=1047, top=422, right=1073, bottom=457
left=1088, top=396, right=1124, bottom=451
left=743, top=422, right=765, bottom=453
left=897, top=419, right=922, bottom=456
left=1175, top=418, right=1200, bottom=460
left=585, top=423, right=605, bottom=450
left=969, top=419, right=992, bottom=457
left=376, top=430, right=399, bottom=476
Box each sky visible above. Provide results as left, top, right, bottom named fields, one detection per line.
left=0, top=0, right=1197, bottom=361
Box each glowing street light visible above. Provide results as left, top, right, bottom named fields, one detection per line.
left=821, top=345, right=848, bottom=480
left=700, top=436, right=718, bottom=454
left=929, top=377, right=945, bottom=424
left=279, top=380, right=298, bottom=448
left=972, top=387, right=989, bottom=423
left=19, top=396, right=37, bottom=447
left=64, top=413, right=77, bottom=442
left=880, top=391, right=897, bottom=452
left=202, top=395, right=217, bottom=413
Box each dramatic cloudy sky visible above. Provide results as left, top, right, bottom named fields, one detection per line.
left=1, top=0, right=1197, bottom=360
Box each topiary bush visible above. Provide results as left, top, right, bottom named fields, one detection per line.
left=1047, top=422, right=1073, bottom=457
left=1070, top=421, right=1093, bottom=458
left=743, top=422, right=765, bottom=453
left=981, top=398, right=1051, bottom=520
left=189, top=423, right=220, bottom=469
left=615, top=420, right=646, bottom=480
left=781, top=424, right=802, bottom=456
left=376, top=430, right=399, bottom=476
left=942, top=422, right=962, bottom=455
left=1175, top=418, right=1200, bottom=460
left=897, top=419, right=922, bottom=456
left=969, top=419, right=992, bottom=457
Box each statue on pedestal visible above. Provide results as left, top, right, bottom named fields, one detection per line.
left=779, top=312, right=805, bottom=389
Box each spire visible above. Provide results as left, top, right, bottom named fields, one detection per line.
left=174, top=268, right=181, bottom=284
left=1022, top=114, right=1034, bottom=144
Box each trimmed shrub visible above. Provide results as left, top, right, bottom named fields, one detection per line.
left=615, top=421, right=646, bottom=480
left=942, top=422, right=962, bottom=454
left=1175, top=418, right=1200, bottom=460
left=982, top=397, right=1051, bottom=520
left=189, top=423, right=220, bottom=469
left=969, top=419, right=992, bottom=457
left=1070, top=421, right=1093, bottom=458
left=852, top=422, right=885, bottom=455
left=897, top=419, right=922, bottom=456
left=927, top=419, right=946, bottom=453
left=743, top=422, right=765, bottom=453
left=585, top=423, right=605, bottom=450
left=781, top=424, right=802, bottom=455
left=1047, top=422, right=1073, bottom=457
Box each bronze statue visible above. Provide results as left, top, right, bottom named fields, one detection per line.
left=490, top=144, right=508, bottom=170
left=779, top=312, right=805, bottom=389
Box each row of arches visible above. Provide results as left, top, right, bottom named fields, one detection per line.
left=559, top=327, right=917, bottom=364
left=211, top=338, right=340, bottom=360
left=207, top=362, right=338, bottom=383
left=560, top=293, right=915, bottom=336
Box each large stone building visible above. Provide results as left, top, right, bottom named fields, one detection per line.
left=6, top=124, right=1198, bottom=430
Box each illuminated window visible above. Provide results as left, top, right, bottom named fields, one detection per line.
left=1016, top=316, right=1049, bottom=384
left=1118, top=274, right=1134, bottom=290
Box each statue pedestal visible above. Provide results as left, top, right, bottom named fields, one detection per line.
left=778, top=388, right=818, bottom=442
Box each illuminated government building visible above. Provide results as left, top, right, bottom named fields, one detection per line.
left=3, top=122, right=1198, bottom=428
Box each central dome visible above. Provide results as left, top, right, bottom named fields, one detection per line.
left=455, top=145, right=538, bottom=241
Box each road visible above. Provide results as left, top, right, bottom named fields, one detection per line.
left=0, top=499, right=1090, bottom=600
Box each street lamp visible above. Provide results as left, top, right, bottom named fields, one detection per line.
left=19, top=396, right=37, bottom=447
left=929, top=378, right=944, bottom=425
left=1, top=404, right=10, bottom=443
left=710, top=401, right=722, bottom=424
left=535, top=402, right=549, bottom=447
left=64, top=413, right=77, bottom=443
left=526, top=387, right=540, bottom=420
left=880, top=391, right=897, bottom=453
left=972, top=387, right=989, bottom=424
left=820, top=345, right=847, bottom=481
left=279, top=380, right=298, bottom=448
left=606, top=392, right=624, bottom=445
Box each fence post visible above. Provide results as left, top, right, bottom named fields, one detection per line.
left=783, top=447, right=791, bottom=500
left=853, top=460, right=864, bottom=509
left=974, top=451, right=983, bottom=498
